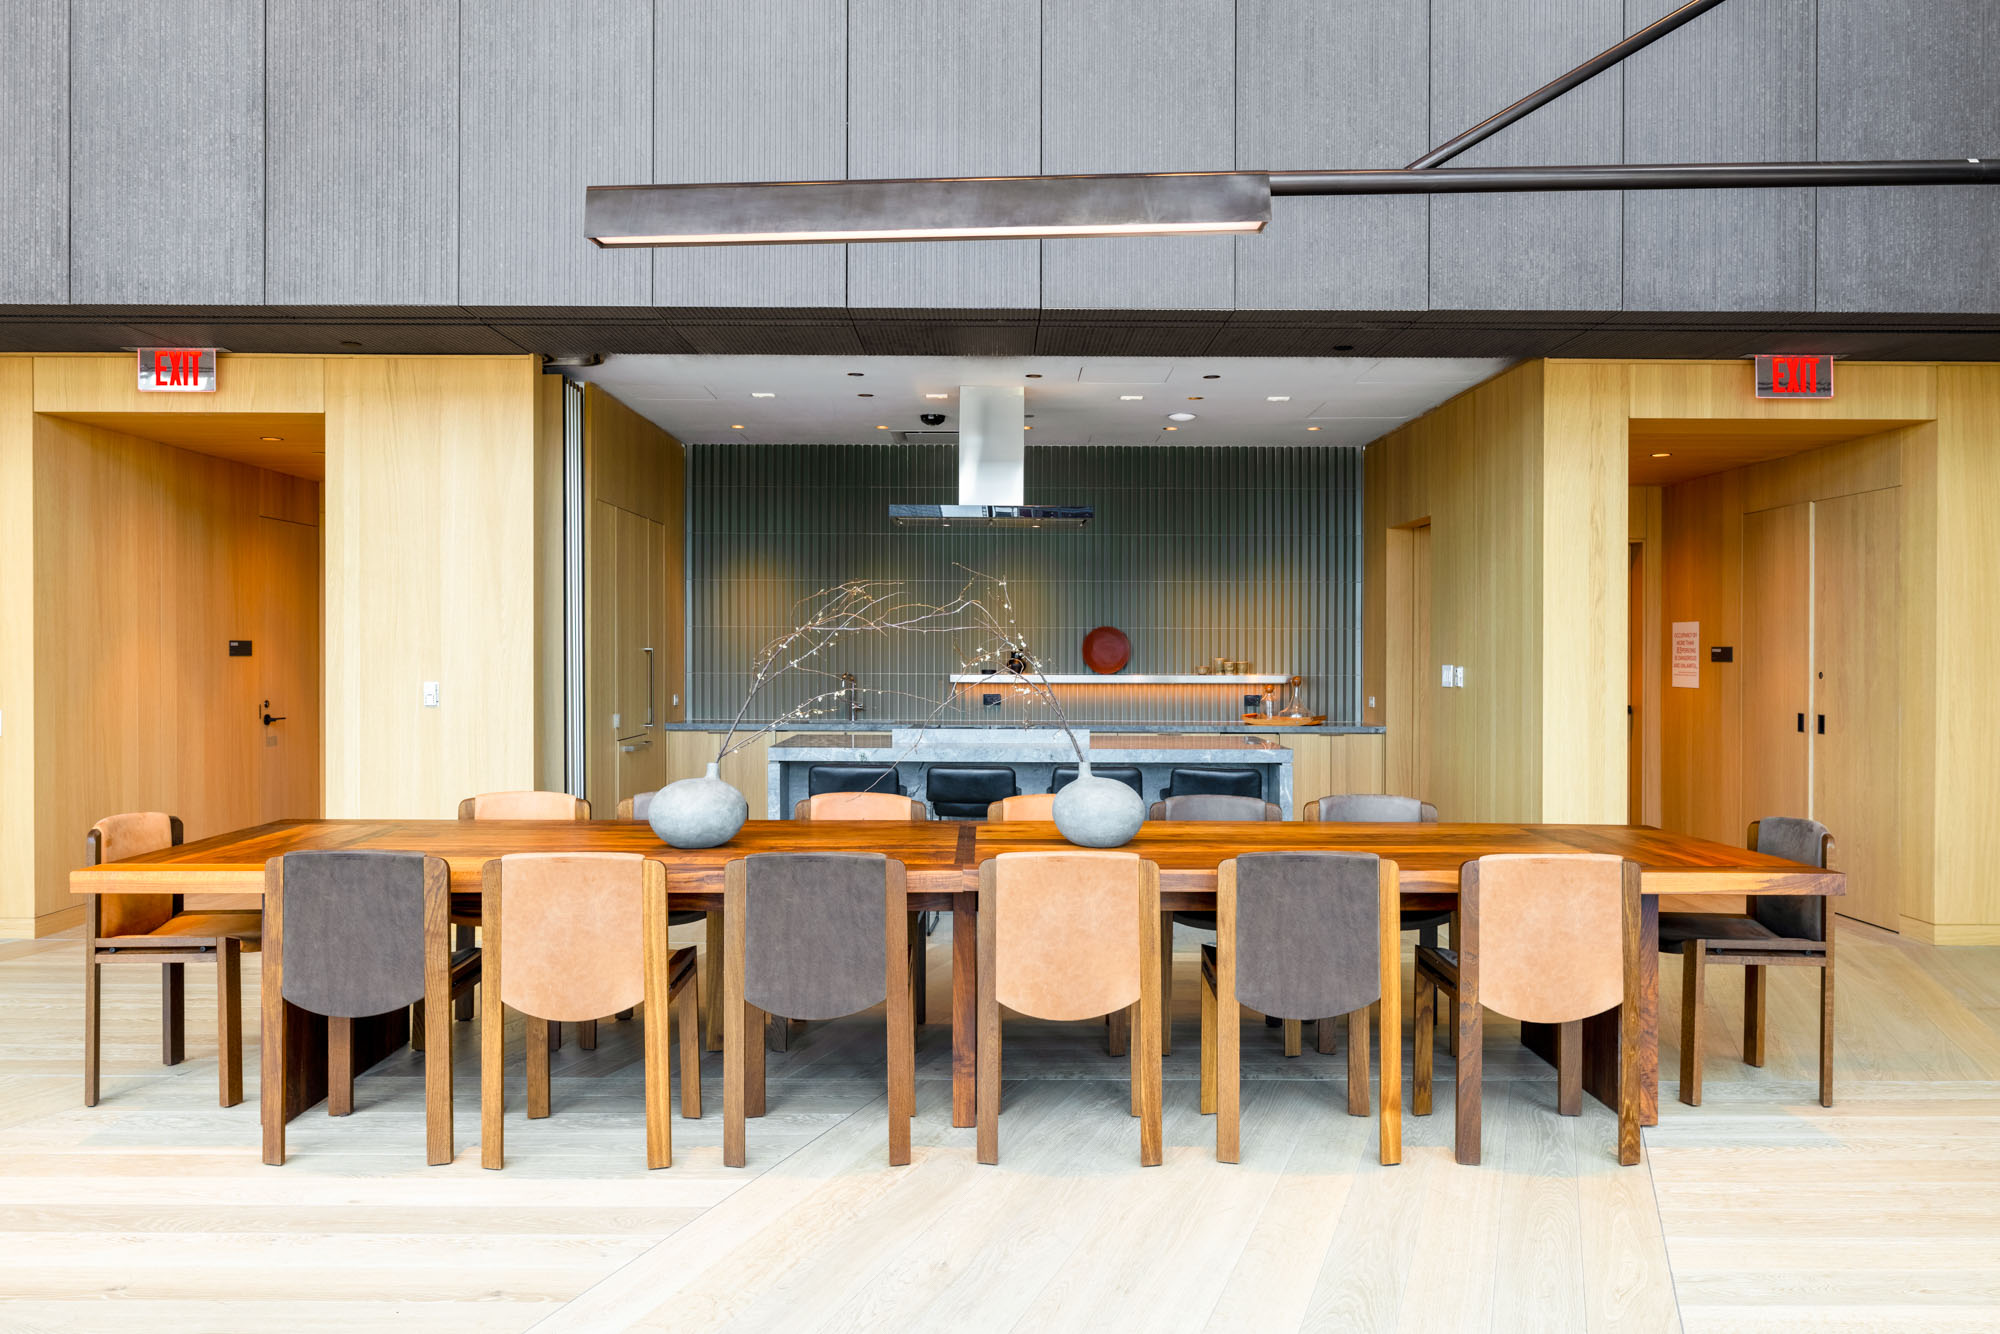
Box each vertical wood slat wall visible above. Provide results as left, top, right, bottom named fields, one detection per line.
left=686, top=443, right=1362, bottom=727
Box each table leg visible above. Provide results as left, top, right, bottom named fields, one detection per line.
left=952, top=889, right=978, bottom=1128
left=1521, top=896, right=1660, bottom=1126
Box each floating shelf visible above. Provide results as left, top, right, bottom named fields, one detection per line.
left=950, top=673, right=1291, bottom=686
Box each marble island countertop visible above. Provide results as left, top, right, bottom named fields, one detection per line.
left=664, top=721, right=1381, bottom=736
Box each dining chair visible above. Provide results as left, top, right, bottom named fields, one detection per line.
left=1412, top=853, right=1643, bottom=1166
left=788, top=791, right=931, bottom=1039
left=459, top=791, right=594, bottom=1046
left=1660, top=818, right=1835, bottom=1107
left=1145, top=794, right=1283, bottom=1057
left=987, top=793, right=1057, bottom=821
left=622, top=789, right=724, bottom=1052
left=261, top=850, right=468, bottom=1166
left=1308, top=793, right=1452, bottom=1051
left=977, top=851, right=1163, bottom=1166
left=83, top=813, right=261, bottom=1108
left=479, top=853, right=699, bottom=1170
left=723, top=852, right=914, bottom=1167
left=1203, top=852, right=1403, bottom=1165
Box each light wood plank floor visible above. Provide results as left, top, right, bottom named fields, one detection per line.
left=1, top=919, right=1995, bottom=1332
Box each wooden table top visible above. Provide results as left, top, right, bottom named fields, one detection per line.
left=71, top=817, right=1841, bottom=909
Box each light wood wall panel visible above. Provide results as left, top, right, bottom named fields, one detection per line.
left=1628, top=485, right=1663, bottom=827
left=322, top=356, right=540, bottom=818
left=0, top=360, right=38, bottom=933
left=534, top=375, right=565, bottom=792
left=34, top=354, right=326, bottom=417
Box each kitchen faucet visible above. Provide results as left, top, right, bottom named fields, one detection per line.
left=840, top=672, right=863, bottom=721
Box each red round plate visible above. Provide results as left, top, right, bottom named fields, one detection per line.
left=1081, top=625, right=1132, bottom=674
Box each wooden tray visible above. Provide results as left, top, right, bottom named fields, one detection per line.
left=1240, top=714, right=1327, bottom=726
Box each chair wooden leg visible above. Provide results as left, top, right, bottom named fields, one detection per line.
left=1316, top=1015, right=1337, bottom=1055
left=1557, top=1019, right=1582, bottom=1116
left=887, top=912, right=914, bottom=1168
left=84, top=953, right=102, bottom=1108
left=410, top=999, right=425, bottom=1051
left=1283, top=1018, right=1302, bottom=1057
left=1346, top=1008, right=1370, bottom=1117
left=260, top=904, right=287, bottom=1166
left=1138, top=906, right=1164, bottom=1168
left=1159, top=912, right=1174, bottom=1057
left=1819, top=954, right=1835, bottom=1109
left=642, top=945, right=673, bottom=1172
left=453, top=925, right=475, bottom=1021
left=1199, top=962, right=1217, bottom=1116
left=549, top=1021, right=562, bottom=1051
left=1743, top=963, right=1766, bottom=1067
left=976, top=897, right=1001, bottom=1166
left=216, top=939, right=243, bottom=1108
left=1445, top=912, right=1461, bottom=1058
left=1679, top=941, right=1705, bottom=1107
left=578, top=1019, right=598, bottom=1051
left=1217, top=985, right=1241, bottom=1164
left=526, top=1016, right=551, bottom=1119
left=327, top=1017, right=354, bottom=1116
left=909, top=912, right=928, bottom=1026
left=1107, top=1006, right=1129, bottom=1056
left=677, top=977, right=703, bottom=1120
left=746, top=1005, right=767, bottom=1117
left=723, top=891, right=749, bottom=1167
left=705, top=911, right=725, bottom=1052
left=162, top=962, right=186, bottom=1066
left=1454, top=997, right=1483, bottom=1167
left=480, top=996, right=505, bottom=1170
left=1413, top=977, right=1434, bottom=1117
left=1419, top=923, right=1438, bottom=950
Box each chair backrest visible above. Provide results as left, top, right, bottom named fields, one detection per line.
left=1165, top=766, right=1263, bottom=799
left=1226, top=852, right=1384, bottom=1021
left=1464, top=853, right=1632, bottom=1025
left=988, top=793, right=1058, bottom=821
left=1051, top=765, right=1143, bottom=797
left=985, top=851, right=1156, bottom=1022
left=1747, top=817, right=1832, bottom=940
left=796, top=791, right=928, bottom=821
left=1148, top=794, right=1282, bottom=822
left=733, top=853, right=899, bottom=1021
left=1308, top=794, right=1438, bottom=823
left=459, top=791, right=590, bottom=821
left=925, top=765, right=1019, bottom=818
left=488, top=853, right=652, bottom=1022
left=807, top=763, right=901, bottom=797
left=273, top=850, right=443, bottom=1019
left=87, top=812, right=182, bottom=938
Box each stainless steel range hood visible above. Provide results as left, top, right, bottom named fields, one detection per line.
left=888, top=384, right=1093, bottom=528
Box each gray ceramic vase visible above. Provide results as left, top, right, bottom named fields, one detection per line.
left=647, top=762, right=748, bottom=849
left=1052, top=760, right=1146, bottom=848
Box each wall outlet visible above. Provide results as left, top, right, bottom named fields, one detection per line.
left=983, top=693, right=1002, bottom=707
left=1367, top=695, right=1375, bottom=709
left=422, top=681, right=441, bottom=708
left=1453, top=665, right=1465, bottom=688
left=671, top=693, right=680, bottom=707
left=1441, top=664, right=1454, bottom=688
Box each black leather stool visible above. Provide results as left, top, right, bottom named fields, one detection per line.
left=1050, top=765, right=1144, bottom=797
left=1164, top=766, right=1264, bottom=799
left=925, top=766, right=1019, bottom=819
left=807, top=763, right=902, bottom=796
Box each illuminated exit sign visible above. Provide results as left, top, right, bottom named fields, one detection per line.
left=137, top=347, right=217, bottom=392
left=1754, top=354, right=1832, bottom=399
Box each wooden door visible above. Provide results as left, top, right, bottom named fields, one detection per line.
left=1628, top=543, right=1643, bottom=821
left=1412, top=522, right=1431, bottom=804
left=1741, top=503, right=1811, bottom=829
left=1814, top=488, right=1902, bottom=930
left=1385, top=522, right=1433, bottom=803
left=613, top=507, right=668, bottom=804
left=255, top=515, right=322, bottom=823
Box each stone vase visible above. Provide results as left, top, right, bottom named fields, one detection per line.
left=1052, top=759, right=1146, bottom=848
left=647, top=762, right=748, bottom=849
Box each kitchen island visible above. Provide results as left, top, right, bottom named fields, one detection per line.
left=766, top=729, right=1294, bottom=818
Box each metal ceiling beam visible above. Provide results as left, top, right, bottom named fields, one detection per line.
left=1408, top=0, right=1736, bottom=170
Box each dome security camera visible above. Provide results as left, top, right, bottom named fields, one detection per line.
left=919, top=412, right=948, bottom=426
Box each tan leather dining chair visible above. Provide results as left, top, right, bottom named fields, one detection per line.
left=791, top=790, right=931, bottom=1040
left=723, top=852, right=914, bottom=1168
left=459, top=791, right=594, bottom=1046
left=261, top=850, right=464, bottom=1166
left=1660, top=818, right=1835, bottom=1108
left=1204, top=851, right=1403, bottom=1165
left=622, top=788, right=725, bottom=1053
left=479, top=853, right=699, bottom=1170
left=1413, top=853, right=1643, bottom=1166
left=987, top=793, right=1057, bottom=822
left=84, top=813, right=261, bottom=1108
left=977, top=851, right=1164, bottom=1166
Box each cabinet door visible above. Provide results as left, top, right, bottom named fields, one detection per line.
left=1814, top=488, right=1902, bottom=930
left=1741, top=503, right=1812, bottom=830
left=614, top=508, right=669, bottom=801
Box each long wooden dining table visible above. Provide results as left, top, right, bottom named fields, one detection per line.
left=72, top=817, right=1842, bottom=1130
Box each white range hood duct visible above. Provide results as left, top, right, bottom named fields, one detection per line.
left=888, top=384, right=1093, bottom=528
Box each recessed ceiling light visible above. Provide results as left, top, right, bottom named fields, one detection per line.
left=858, top=392, right=874, bottom=397
left=925, top=393, right=949, bottom=399
left=1187, top=396, right=1203, bottom=401
left=1307, top=426, right=1321, bottom=431
left=1025, top=373, right=1043, bottom=378
left=1120, top=394, right=1144, bottom=401
left=1652, top=451, right=1671, bottom=458
left=847, top=372, right=864, bottom=377
left=1202, top=374, right=1220, bottom=380
left=1024, top=425, right=1033, bottom=430
left=877, top=424, right=889, bottom=429
left=1164, top=425, right=1178, bottom=431
left=1167, top=412, right=1196, bottom=422
left=259, top=435, right=284, bottom=442
left=751, top=392, right=775, bottom=398
left=1266, top=396, right=1290, bottom=402
left=730, top=424, right=745, bottom=429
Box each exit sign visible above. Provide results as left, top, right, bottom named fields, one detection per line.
left=1755, top=354, right=1832, bottom=399
left=137, top=347, right=217, bottom=393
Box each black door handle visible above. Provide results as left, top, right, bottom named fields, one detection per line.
left=262, top=713, right=286, bottom=726
left=1797, top=713, right=1805, bottom=732
left=1817, top=714, right=1825, bottom=734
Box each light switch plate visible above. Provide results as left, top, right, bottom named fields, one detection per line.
left=1441, top=664, right=1454, bottom=688
left=1367, top=695, right=1376, bottom=709
left=1453, top=665, right=1465, bottom=688
left=422, top=681, right=441, bottom=708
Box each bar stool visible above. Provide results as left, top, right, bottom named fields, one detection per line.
left=1164, top=766, right=1263, bottom=799
left=924, top=765, right=1018, bottom=819
left=807, top=764, right=902, bottom=796
left=1051, top=764, right=1143, bottom=797
left=83, top=813, right=261, bottom=1108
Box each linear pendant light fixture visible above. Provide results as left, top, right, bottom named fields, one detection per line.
left=585, top=0, right=1996, bottom=248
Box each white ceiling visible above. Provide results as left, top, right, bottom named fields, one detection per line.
left=573, top=355, right=1513, bottom=448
